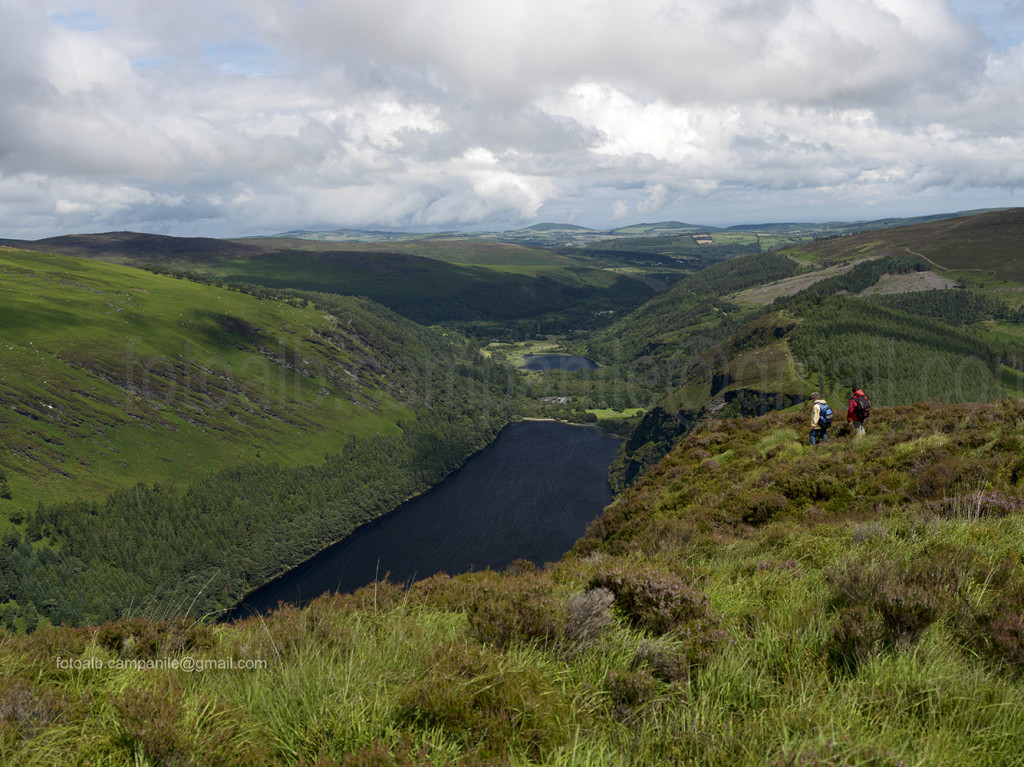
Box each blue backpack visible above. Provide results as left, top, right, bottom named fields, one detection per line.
left=818, top=403, right=833, bottom=428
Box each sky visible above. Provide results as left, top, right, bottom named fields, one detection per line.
left=1, top=0, right=1024, bottom=238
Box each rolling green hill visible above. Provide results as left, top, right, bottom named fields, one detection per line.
left=0, top=247, right=409, bottom=508
left=782, top=207, right=1024, bottom=283
left=0, top=247, right=515, bottom=625
left=1, top=233, right=657, bottom=337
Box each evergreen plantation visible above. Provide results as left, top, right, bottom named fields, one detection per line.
left=5, top=208, right=1024, bottom=764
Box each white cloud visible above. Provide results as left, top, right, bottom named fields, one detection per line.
left=0, top=0, right=1022, bottom=237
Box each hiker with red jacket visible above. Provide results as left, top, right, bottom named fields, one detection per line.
left=847, top=386, right=871, bottom=436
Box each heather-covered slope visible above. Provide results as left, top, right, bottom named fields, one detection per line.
left=5, top=400, right=1024, bottom=764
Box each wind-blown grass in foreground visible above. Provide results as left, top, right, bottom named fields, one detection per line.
left=5, top=400, right=1024, bottom=765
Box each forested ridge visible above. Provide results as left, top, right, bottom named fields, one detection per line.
left=2, top=411, right=504, bottom=628
left=586, top=251, right=801, bottom=367
left=141, top=254, right=655, bottom=339
left=787, top=295, right=1024, bottom=405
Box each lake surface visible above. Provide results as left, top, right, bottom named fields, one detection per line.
left=519, top=354, right=599, bottom=372
left=227, top=420, right=621, bottom=618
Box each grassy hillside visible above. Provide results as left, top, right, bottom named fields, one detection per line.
left=0, top=247, right=516, bottom=627
left=0, top=247, right=394, bottom=509
left=5, top=401, right=1024, bottom=764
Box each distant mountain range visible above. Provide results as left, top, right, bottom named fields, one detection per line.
left=240, top=208, right=1008, bottom=248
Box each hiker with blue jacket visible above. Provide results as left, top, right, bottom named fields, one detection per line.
left=809, top=392, right=832, bottom=445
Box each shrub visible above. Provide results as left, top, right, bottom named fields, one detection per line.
left=406, top=571, right=464, bottom=609
left=336, top=738, right=430, bottom=767
left=827, top=548, right=971, bottom=671
left=913, top=455, right=991, bottom=500
left=962, top=577, right=1024, bottom=675
left=248, top=598, right=358, bottom=661
left=634, top=638, right=692, bottom=684
left=605, top=668, right=657, bottom=722
left=97, top=617, right=213, bottom=660
left=563, top=587, right=615, bottom=653
left=11, top=623, right=93, bottom=665
left=719, top=486, right=790, bottom=526
left=925, top=488, right=1022, bottom=519
left=113, top=679, right=186, bottom=766
left=503, top=558, right=538, bottom=576
left=0, top=677, right=64, bottom=741
left=772, top=461, right=840, bottom=503
left=829, top=604, right=886, bottom=673
left=464, top=572, right=567, bottom=650
left=341, top=580, right=408, bottom=612
left=590, top=566, right=728, bottom=673
left=743, top=492, right=790, bottom=525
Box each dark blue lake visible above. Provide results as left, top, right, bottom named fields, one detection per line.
left=519, top=354, right=599, bottom=372
left=227, top=420, right=621, bottom=618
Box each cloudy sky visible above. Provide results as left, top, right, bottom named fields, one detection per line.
left=1, top=0, right=1023, bottom=238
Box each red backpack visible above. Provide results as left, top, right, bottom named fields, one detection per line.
left=852, top=394, right=871, bottom=420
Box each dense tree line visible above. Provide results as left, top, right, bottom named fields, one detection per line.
left=573, top=236, right=762, bottom=264
left=787, top=295, right=1024, bottom=405
left=3, top=408, right=504, bottom=627
left=872, top=288, right=1024, bottom=327
left=679, top=251, right=800, bottom=297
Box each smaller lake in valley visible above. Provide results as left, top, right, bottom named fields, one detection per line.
left=227, top=420, right=621, bottom=619
left=518, top=354, right=599, bottom=372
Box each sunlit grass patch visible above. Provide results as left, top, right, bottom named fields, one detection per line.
left=755, top=428, right=803, bottom=458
